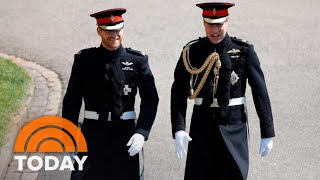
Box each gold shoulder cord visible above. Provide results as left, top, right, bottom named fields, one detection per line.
left=182, top=44, right=221, bottom=99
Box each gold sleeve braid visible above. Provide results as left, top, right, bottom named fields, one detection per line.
left=182, top=44, right=221, bottom=99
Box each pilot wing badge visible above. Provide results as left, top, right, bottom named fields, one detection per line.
left=121, top=61, right=134, bottom=71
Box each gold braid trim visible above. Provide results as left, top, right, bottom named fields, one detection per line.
left=182, top=46, right=213, bottom=74
left=213, top=59, right=221, bottom=95
left=182, top=45, right=221, bottom=99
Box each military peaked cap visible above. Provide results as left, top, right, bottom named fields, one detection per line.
left=90, top=8, right=127, bottom=30
left=196, top=2, right=235, bottom=24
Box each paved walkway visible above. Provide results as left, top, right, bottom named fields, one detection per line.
left=0, top=53, right=63, bottom=180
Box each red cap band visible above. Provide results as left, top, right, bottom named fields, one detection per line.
left=96, top=16, right=123, bottom=25
left=202, top=9, right=228, bottom=17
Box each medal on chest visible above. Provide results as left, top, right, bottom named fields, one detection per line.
left=230, top=71, right=239, bottom=85
left=123, top=84, right=132, bottom=95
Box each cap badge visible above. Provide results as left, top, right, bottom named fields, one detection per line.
left=230, top=71, right=239, bottom=85
left=110, top=15, right=114, bottom=22
left=123, top=84, right=132, bottom=95
left=212, top=8, right=216, bottom=15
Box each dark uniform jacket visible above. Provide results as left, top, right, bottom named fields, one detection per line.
left=171, top=34, right=275, bottom=180
left=62, top=44, right=159, bottom=180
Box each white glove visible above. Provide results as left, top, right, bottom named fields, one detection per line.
left=259, top=138, right=273, bottom=157
left=175, top=130, right=192, bottom=159
left=127, top=133, right=145, bottom=156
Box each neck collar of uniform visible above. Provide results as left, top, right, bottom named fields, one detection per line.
left=99, top=44, right=124, bottom=57
left=205, top=33, right=231, bottom=47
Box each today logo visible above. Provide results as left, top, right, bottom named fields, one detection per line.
left=13, top=116, right=88, bottom=171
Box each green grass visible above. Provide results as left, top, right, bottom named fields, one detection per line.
left=0, top=57, right=31, bottom=147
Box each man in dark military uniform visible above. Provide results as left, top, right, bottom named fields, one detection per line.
left=171, top=2, right=275, bottom=180
left=62, top=8, right=159, bottom=180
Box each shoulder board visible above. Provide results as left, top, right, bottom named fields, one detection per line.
left=126, top=48, right=146, bottom=56
left=185, top=37, right=203, bottom=47
left=75, top=47, right=96, bottom=56
left=231, top=37, right=252, bottom=47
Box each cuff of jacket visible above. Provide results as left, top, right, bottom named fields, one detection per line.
left=172, top=127, right=185, bottom=139
left=261, top=126, right=275, bottom=138
left=135, top=128, right=150, bottom=141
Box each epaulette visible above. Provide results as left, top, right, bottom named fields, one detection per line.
left=75, top=47, right=96, bottom=56
left=231, top=36, right=252, bottom=47
left=185, top=37, right=203, bottom=47
left=126, top=48, right=146, bottom=56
